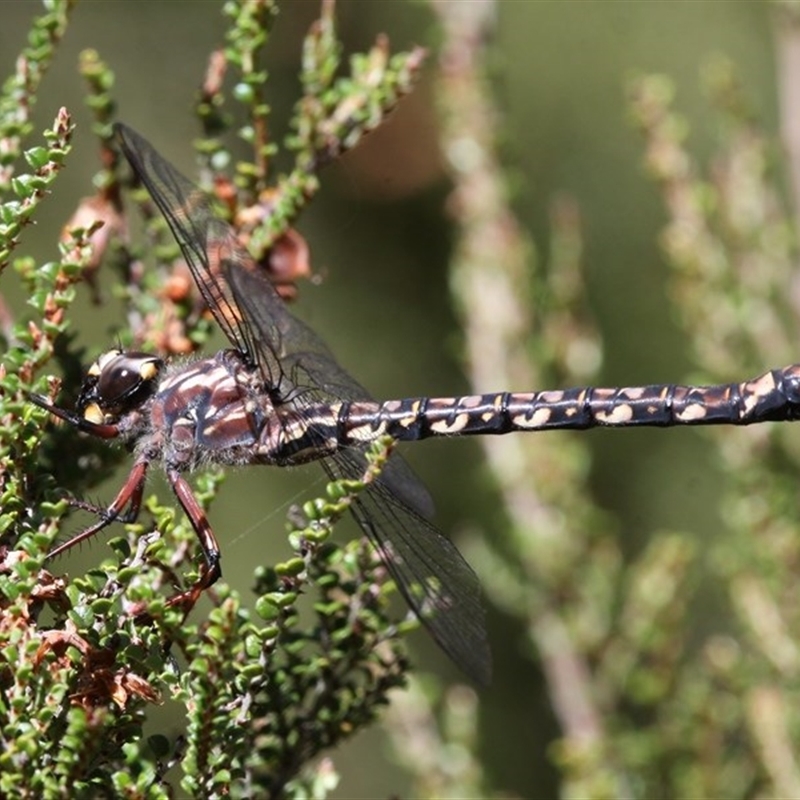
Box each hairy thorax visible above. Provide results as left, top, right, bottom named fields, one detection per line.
left=134, top=350, right=279, bottom=471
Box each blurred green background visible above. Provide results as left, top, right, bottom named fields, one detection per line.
left=0, top=2, right=784, bottom=797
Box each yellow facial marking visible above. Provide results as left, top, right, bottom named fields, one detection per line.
left=139, top=360, right=160, bottom=381
left=83, top=403, right=105, bottom=425
left=89, top=350, right=121, bottom=378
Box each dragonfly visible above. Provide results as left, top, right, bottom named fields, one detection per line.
left=30, top=123, right=800, bottom=686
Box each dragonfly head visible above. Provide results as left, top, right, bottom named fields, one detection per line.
left=77, top=349, right=163, bottom=425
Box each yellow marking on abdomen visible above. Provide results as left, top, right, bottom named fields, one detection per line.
left=429, top=413, right=470, bottom=434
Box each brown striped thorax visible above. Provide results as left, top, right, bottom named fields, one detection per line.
left=27, top=123, right=800, bottom=687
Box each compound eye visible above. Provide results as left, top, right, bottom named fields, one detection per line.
left=97, top=356, right=147, bottom=402
left=78, top=351, right=162, bottom=421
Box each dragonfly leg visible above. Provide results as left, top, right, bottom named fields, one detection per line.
left=159, top=468, right=222, bottom=614
left=47, top=458, right=150, bottom=560
left=63, top=489, right=144, bottom=525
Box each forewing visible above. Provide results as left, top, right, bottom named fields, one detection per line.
left=115, top=122, right=281, bottom=385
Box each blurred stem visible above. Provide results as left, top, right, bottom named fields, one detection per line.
left=430, top=1, right=626, bottom=794
left=745, top=686, right=800, bottom=798
left=774, top=1, right=800, bottom=232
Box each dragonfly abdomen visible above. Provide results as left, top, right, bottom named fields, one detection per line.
left=333, top=364, right=800, bottom=444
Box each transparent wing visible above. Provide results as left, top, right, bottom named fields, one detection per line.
left=321, top=451, right=491, bottom=686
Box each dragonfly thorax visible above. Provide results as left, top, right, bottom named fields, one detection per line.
left=78, top=349, right=164, bottom=425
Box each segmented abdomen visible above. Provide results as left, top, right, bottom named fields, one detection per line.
left=336, top=365, right=800, bottom=443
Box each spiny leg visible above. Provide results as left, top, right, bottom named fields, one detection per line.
left=62, top=485, right=146, bottom=526
left=47, top=459, right=150, bottom=561
left=47, top=459, right=221, bottom=618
